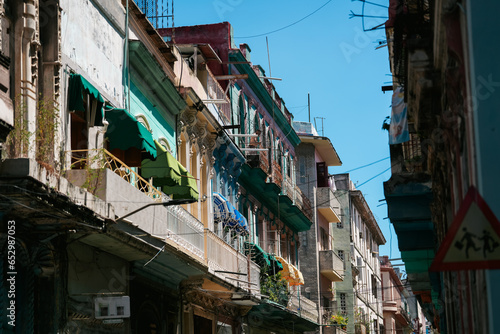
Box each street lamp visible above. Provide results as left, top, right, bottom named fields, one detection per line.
left=115, top=198, right=197, bottom=223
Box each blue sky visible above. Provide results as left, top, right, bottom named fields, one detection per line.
left=171, top=0, right=401, bottom=262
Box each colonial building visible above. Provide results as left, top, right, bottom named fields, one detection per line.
left=380, top=256, right=411, bottom=334
left=0, top=0, right=260, bottom=332
left=160, top=22, right=320, bottom=333
left=383, top=0, right=500, bottom=332
left=333, top=174, right=386, bottom=334
left=293, top=121, right=345, bottom=333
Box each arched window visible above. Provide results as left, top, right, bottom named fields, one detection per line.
left=135, top=114, right=152, bottom=133
left=254, top=112, right=260, bottom=133
left=158, top=137, right=172, bottom=154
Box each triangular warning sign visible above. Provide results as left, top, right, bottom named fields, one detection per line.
left=430, top=187, right=500, bottom=271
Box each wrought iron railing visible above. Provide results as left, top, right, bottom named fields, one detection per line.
left=259, top=150, right=270, bottom=173
left=271, top=160, right=283, bottom=187
left=206, top=70, right=231, bottom=123
left=205, top=230, right=260, bottom=293
left=165, top=205, right=205, bottom=260
left=301, top=191, right=313, bottom=220
left=66, top=149, right=164, bottom=201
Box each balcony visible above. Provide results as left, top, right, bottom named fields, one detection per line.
left=319, top=250, right=344, bottom=282
left=240, top=152, right=313, bottom=232
left=383, top=300, right=398, bottom=313
left=205, top=230, right=260, bottom=294
left=65, top=149, right=261, bottom=294
left=288, top=293, right=319, bottom=324
left=396, top=305, right=411, bottom=324
left=206, top=69, right=231, bottom=123
left=271, top=160, right=283, bottom=188
left=317, top=187, right=341, bottom=222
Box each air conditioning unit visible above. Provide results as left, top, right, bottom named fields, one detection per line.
left=94, top=296, right=130, bottom=319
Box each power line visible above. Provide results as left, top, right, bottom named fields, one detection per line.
left=234, top=0, right=334, bottom=39
left=341, top=156, right=390, bottom=174
left=356, top=166, right=391, bottom=188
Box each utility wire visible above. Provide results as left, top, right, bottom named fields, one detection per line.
left=341, top=156, right=390, bottom=174
left=235, top=0, right=333, bottom=39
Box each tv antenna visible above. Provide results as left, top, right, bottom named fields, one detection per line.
left=314, top=117, right=325, bottom=137
left=349, top=0, right=388, bottom=32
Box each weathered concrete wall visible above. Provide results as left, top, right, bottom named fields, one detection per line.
left=60, top=0, right=124, bottom=104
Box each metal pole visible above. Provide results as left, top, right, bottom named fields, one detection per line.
left=308, top=93, right=311, bottom=123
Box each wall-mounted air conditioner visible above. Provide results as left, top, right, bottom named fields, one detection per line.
left=94, top=296, right=130, bottom=319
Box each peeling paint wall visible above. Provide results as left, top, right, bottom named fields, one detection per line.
left=60, top=0, right=124, bottom=105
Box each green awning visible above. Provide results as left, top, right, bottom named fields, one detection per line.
left=142, top=140, right=182, bottom=187
left=68, top=73, right=104, bottom=126
left=163, top=163, right=199, bottom=201
left=105, top=108, right=157, bottom=159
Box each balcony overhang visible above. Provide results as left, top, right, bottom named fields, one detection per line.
left=384, top=174, right=434, bottom=251
left=318, top=207, right=340, bottom=223
left=129, top=40, right=187, bottom=116
left=319, top=250, right=344, bottom=282
left=248, top=300, right=319, bottom=332
left=298, top=135, right=342, bottom=167
left=239, top=164, right=312, bottom=232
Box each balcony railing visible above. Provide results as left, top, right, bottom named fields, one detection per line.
left=66, top=149, right=164, bottom=201
left=165, top=205, right=205, bottom=260
left=205, top=230, right=260, bottom=293
left=288, top=293, right=319, bottom=323
left=271, top=160, right=283, bottom=187
left=301, top=191, right=313, bottom=220
left=206, top=69, right=231, bottom=123
left=319, top=250, right=344, bottom=282
left=397, top=305, right=411, bottom=323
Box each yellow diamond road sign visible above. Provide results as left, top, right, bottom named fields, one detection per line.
left=431, top=187, right=500, bottom=271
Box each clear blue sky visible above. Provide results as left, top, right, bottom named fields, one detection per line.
left=171, top=0, right=401, bottom=262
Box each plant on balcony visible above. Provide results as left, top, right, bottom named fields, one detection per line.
left=354, top=307, right=372, bottom=334
left=260, top=271, right=289, bottom=306
left=4, top=95, right=60, bottom=171
left=329, top=313, right=348, bottom=330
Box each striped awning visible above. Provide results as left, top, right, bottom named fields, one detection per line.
left=213, top=193, right=248, bottom=234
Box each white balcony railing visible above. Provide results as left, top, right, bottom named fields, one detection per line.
left=206, top=70, right=231, bottom=123
left=165, top=205, right=205, bottom=260
left=205, top=230, right=260, bottom=293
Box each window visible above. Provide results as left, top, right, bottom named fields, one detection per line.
left=337, top=217, right=344, bottom=229
left=316, top=162, right=328, bottom=187
left=338, top=250, right=344, bottom=262
left=340, top=293, right=347, bottom=314
left=372, top=275, right=378, bottom=299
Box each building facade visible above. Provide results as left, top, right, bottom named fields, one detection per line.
left=380, top=256, right=412, bottom=334
left=293, top=121, right=345, bottom=334
left=383, top=0, right=500, bottom=333
left=333, top=174, right=386, bottom=334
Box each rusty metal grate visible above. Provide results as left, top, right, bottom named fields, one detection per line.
left=133, top=0, right=173, bottom=29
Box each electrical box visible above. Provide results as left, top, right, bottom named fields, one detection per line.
left=94, top=296, right=130, bottom=319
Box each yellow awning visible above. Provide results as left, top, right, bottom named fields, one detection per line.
left=275, top=256, right=301, bottom=285
left=289, top=264, right=305, bottom=286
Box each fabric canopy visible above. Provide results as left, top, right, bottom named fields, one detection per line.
left=105, top=108, right=157, bottom=159
left=274, top=256, right=304, bottom=285
left=68, top=73, right=104, bottom=126
left=289, top=264, right=305, bottom=286
left=163, top=163, right=199, bottom=201
left=142, top=140, right=182, bottom=187
left=213, top=192, right=248, bottom=233
left=244, top=242, right=271, bottom=268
